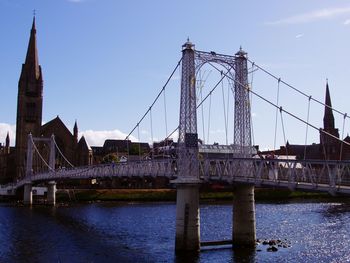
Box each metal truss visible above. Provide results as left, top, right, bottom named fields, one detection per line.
left=177, top=40, right=199, bottom=181
left=177, top=42, right=252, bottom=182
left=194, top=50, right=236, bottom=80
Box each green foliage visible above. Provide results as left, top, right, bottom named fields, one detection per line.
left=101, top=153, right=119, bottom=164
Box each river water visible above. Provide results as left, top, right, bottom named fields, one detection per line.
left=0, top=200, right=349, bottom=262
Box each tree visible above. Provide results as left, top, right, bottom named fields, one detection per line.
left=101, top=153, right=119, bottom=164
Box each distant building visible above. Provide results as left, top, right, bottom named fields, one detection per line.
left=152, top=138, right=177, bottom=158
left=0, top=133, right=15, bottom=183
left=91, top=139, right=151, bottom=164
left=266, top=81, right=350, bottom=160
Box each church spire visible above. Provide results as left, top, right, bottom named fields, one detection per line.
left=5, top=132, right=10, bottom=148
left=73, top=120, right=78, bottom=143
left=323, top=80, right=335, bottom=130
left=320, top=80, right=339, bottom=154
left=24, top=16, right=40, bottom=80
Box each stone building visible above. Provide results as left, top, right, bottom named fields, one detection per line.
left=0, top=18, right=92, bottom=183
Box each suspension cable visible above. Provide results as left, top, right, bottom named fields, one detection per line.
left=226, top=77, right=236, bottom=144
left=250, top=62, right=255, bottom=146
left=221, top=71, right=228, bottom=145
left=303, top=96, right=312, bottom=160
left=30, top=137, right=54, bottom=171
left=137, top=123, right=141, bottom=161
left=199, top=71, right=206, bottom=143
left=126, top=140, right=130, bottom=160
left=321, top=139, right=328, bottom=161
left=125, top=58, right=182, bottom=140
left=339, top=113, right=347, bottom=160
left=273, top=78, right=281, bottom=150
left=197, top=76, right=224, bottom=109
left=53, top=138, right=74, bottom=167
left=163, top=88, right=168, bottom=138
left=197, top=69, right=212, bottom=144
left=207, top=94, right=212, bottom=143
left=247, top=58, right=350, bottom=120
left=215, top=67, right=350, bottom=147
left=226, top=77, right=231, bottom=144
left=279, top=108, right=289, bottom=157
left=150, top=107, right=154, bottom=145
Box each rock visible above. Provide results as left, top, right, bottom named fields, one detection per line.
left=268, top=240, right=277, bottom=246
left=267, top=246, right=278, bottom=252
left=259, top=238, right=291, bottom=249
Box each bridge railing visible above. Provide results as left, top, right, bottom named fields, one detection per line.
left=26, top=159, right=177, bottom=182
left=15, top=157, right=350, bottom=194
left=200, top=157, right=350, bottom=194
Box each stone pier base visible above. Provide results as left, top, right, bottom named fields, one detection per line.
left=233, top=184, right=256, bottom=246
left=23, top=183, right=32, bottom=206
left=175, top=183, right=200, bottom=251
left=47, top=181, right=56, bottom=206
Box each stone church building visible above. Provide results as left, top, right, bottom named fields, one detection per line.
left=0, top=18, right=92, bottom=183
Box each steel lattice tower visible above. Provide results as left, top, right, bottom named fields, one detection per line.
left=234, top=48, right=252, bottom=156
left=177, top=40, right=199, bottom=180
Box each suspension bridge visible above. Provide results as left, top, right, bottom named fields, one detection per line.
left=2, top=40, right=350, bottom=251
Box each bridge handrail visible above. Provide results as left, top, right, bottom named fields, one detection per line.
left=9, top=157, right=350, bottom=195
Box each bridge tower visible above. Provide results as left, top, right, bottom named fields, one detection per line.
left=232, top=48, right=256, bottom=246
left=174, top=40, right=201, bottom=251
left=23, top=134, right=56, bottom=205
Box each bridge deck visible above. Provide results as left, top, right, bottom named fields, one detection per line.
left=7, top=157, right=350, bottom=195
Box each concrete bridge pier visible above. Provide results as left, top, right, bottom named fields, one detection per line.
left=175, top=183, right=200, bottom=252
left=47, top=181, right=56, bottom=205
left=23, top=183, right=33, bottom=206
left=233, top=184, right=256, bottom=246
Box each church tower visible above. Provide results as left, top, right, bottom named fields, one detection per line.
left=15, top=17, right=43, bottom=179
left=320, top=81, right=339, bottom=159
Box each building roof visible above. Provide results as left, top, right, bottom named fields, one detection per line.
left=41, top=116, right=73, bottom=137
left=78, top=135, right=91, bottom=151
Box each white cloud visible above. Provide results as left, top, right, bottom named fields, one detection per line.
left=344, top=19, right=350, bottom=25
left=0, top=124, right=148, bottom=147
left=295, top=34, right=304, bottom=39
left=79, top=129, right=137, bottom=146
left=266, top=6, right=350, bottom=25
left=0, top=123, right=16, bottom=146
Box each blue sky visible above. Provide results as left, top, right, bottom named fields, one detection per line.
left=1, top=0, right=350, bottom=150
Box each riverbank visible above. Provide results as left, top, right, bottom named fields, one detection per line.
left=55, top=188, right=339, bottom=203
